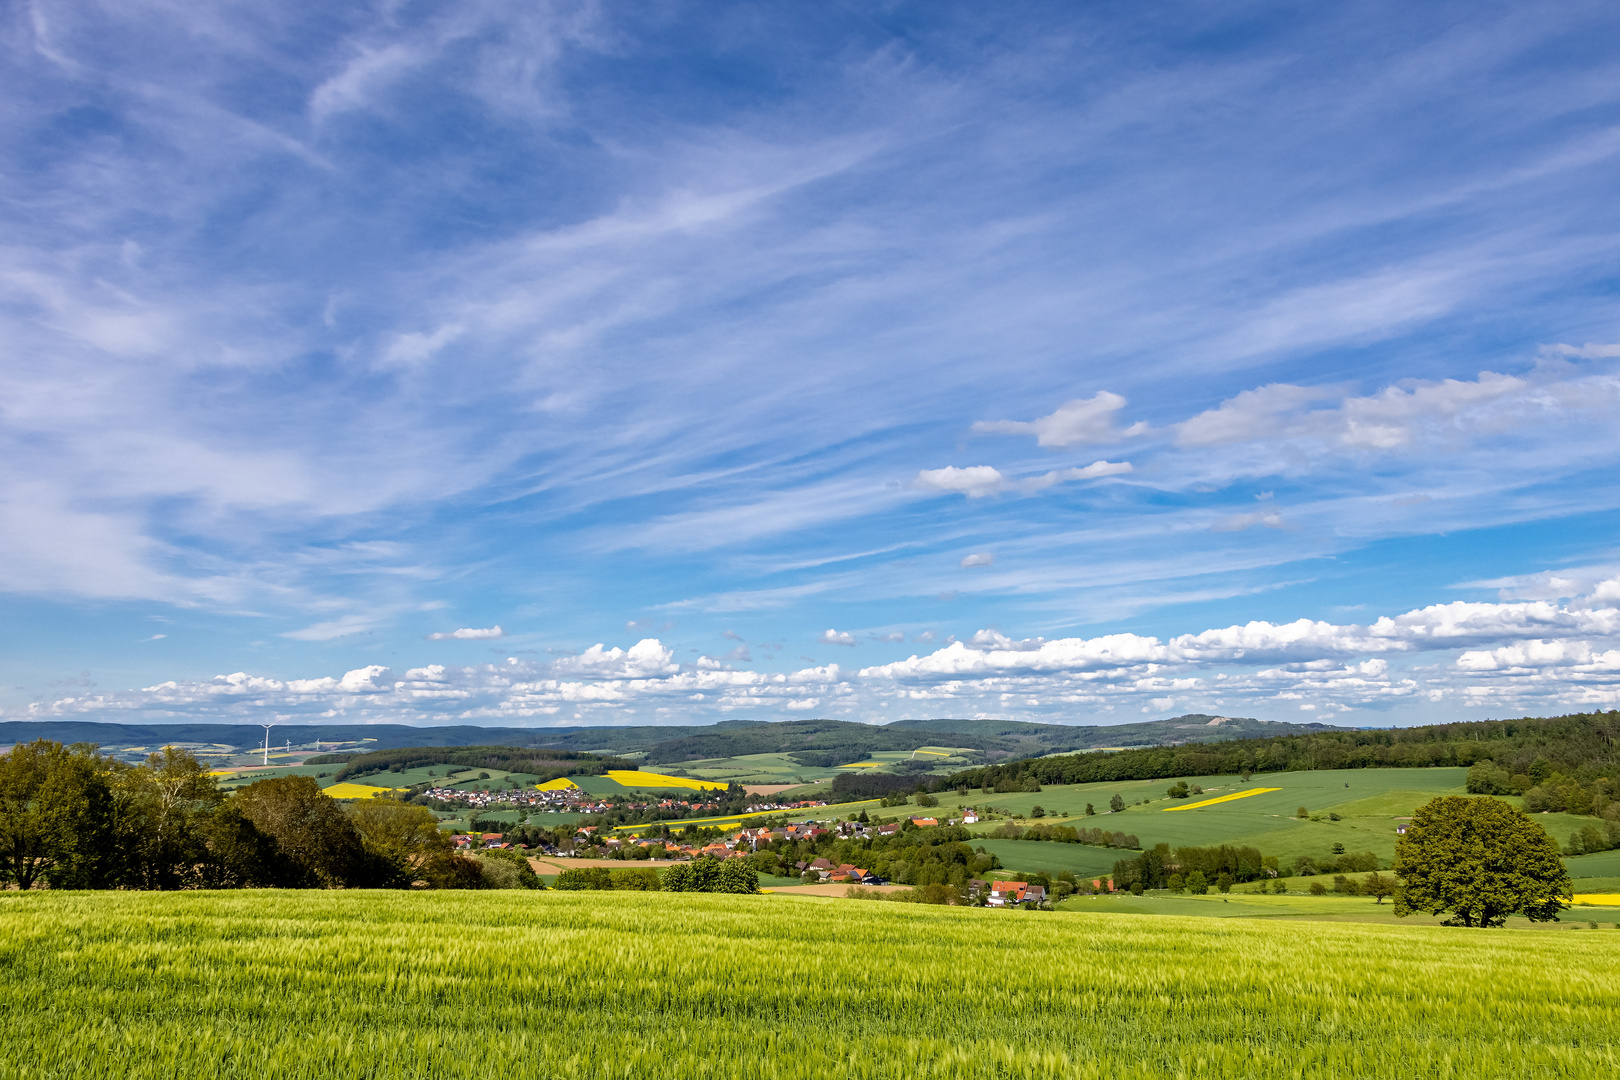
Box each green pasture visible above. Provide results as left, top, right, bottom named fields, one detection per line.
left=673, top=748, right=978, bottom=786
left=938, top=768, right=1479, bottom=866
left=972, top=839, right=1124, bottom=878
left=3, top=890, right=1618, bottom=1078
left=213, top=763, right=339, bottom=790
left=1058, top=890, right=1620, bottom=926
left=667, top=752, right=841, bottom=784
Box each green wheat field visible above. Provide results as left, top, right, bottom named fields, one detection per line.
left=1, top=890, right=1615, bottom=1079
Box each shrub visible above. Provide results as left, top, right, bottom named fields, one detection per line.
left=608, top=867, right=661, bottom=891
left=1309, top=882, right=1327, bottom=896
left=1186, top=871, right=1208, bottom=895
left=474, top=852, right=542, bottom=890
left=554, top=866, right=612, bottom=890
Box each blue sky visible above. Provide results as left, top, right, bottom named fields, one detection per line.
left=5, top=0, right=1620, bottom=729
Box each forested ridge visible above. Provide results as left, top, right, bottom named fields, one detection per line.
left=943, top=711, right=1620, bottom=791
left=324, top=746, right=626, bottom=783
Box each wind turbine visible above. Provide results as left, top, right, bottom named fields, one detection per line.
left=262, top=723, right=274, bottom=766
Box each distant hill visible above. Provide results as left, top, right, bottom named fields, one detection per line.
left=0, top=713, right=1355, bottom=764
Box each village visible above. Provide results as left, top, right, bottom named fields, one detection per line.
left=448, top=807, right=1077, bottom=907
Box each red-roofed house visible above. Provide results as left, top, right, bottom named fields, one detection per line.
left=986, top=881, right=1027, bottom=907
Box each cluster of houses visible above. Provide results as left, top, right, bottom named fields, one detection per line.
left=975, top=880, right=1046, bottom=906
left=424, top=785, right=610, bottom=813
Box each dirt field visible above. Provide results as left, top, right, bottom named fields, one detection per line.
left=526, top=856, right=680, bottom=874
left=742, top=784, right=802, bottom=796
left=761, top=883, right=913, bottom=897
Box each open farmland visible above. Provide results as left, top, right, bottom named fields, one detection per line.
left=946, top=768, right=1475, bottom=866
left=2, top=890, right=1616, bottom=1079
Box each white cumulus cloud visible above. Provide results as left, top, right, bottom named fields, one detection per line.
left=427, top=625, right=504, bottom=640
left=972, top=391, right=1147, bottom=447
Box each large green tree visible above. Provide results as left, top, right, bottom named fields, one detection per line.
left=347, top=797, right=449, bottom=886
left=0, top=740, right=120, bottom=889
left=120, top=747, right=224, bottom=890
left=1395, top=796, right=1569, bottom=927
left=233, top=775, right=388, bottom=888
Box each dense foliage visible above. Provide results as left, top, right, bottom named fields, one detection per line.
left=985, top=821, right=1140, bottom=850
left=1394, top=796, right=1569, bottom=928
left=0, top=740, right=509, bottom=891
left=935, top=711, right=1620, bottom=809
left=333, top=745, right=625, bottom=783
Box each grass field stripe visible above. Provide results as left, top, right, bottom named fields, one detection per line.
left=1161, top=786, right=1280, bottom=811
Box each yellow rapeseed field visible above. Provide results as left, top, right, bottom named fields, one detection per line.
left=604, top=769, right=730, bottom=791
left=535, top=777, right=578, bottom=791
left=1162, top=787, right=1281, bottom=811
left=321, top=782, right=404, bottom=799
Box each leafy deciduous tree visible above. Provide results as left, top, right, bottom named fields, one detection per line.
left=1395, top=796, right=1569, bottom=928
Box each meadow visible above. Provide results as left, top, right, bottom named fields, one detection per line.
left=1, top=890, right=1615, bottom=1079
left=939, top=767, right=1601, bottom=867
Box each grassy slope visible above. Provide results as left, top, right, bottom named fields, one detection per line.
left=928, top=768, right=1593, bottom=867
left=954, top=767, right=1611, bottom=885
left=1059, top=891, right=1620, bottom=925
left=971, top=840, right=1125, bottom=878
left=3, top=891, right=1616, bottom=1079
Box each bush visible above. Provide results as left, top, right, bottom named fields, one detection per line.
left=609, top=867, right=661, bottom=891
left=475, top=852, right=542, bottom=890
left=1332, top=874, right=1361, bottom=896
left=554, top=866, right=612, bottom=890
left=1297, top=806, right=1308, bottom=819
left=1309, top=881, right=1327, bottom=895
left=1186, top=871, right=1208, bottom=895
left=662, top=855, right=757, bottom=894
left=1466, top=761, right=1515, bottom=796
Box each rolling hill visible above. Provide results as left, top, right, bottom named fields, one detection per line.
left=0, top=713, right=1354, bottom=769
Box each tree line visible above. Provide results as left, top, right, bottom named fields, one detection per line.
left=0, top=740, right=526, bottom=890
left=984, top=821, right=1140, bottom=850
left=931, top=710, right=1620, bottom=796
left=325, top=745, right=627, bottom=784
